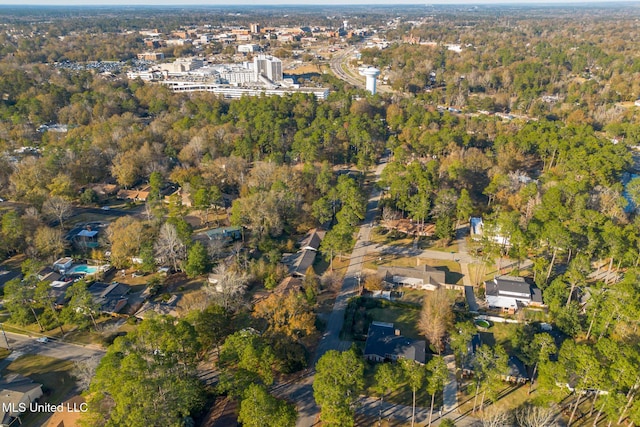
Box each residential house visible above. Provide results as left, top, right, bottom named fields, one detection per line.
left=469, top=217, right=510, bottom=246
left=36, top=267, right=61, bottom=284
left=116, top=185, right=151, bottom=202
left=297, top=229, right=325, bottom=251
left=205, top=226, right=242, bottom=242
left=274, top=276, right=303, bottom=295
left=378, top=265, right=448, bottom=291
left=485, top=276, right=543, bottom=313
left=53, top=257, right=73, bottom=274
left=134, top=295, right=180, bottom=319
left=364, top=321, right=426, bottom=364
left=280, top=229, right=325, bottom=278
left=0, top=374, right=43, bottom=427
left=73, top=229, right=100, bottom=249
left=88, top=282, right=131, bottom=316
left=90, top=183, right=119, bottom=199
left=283, top=250, right=316, bottom=277
left=505, top=356, right=529, bottom=384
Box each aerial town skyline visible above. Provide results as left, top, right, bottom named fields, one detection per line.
left=2, top=0, right=639, bottom=5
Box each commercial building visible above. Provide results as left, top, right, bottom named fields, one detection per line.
left=129, top=54, right=328, bottom=100
left=253, top=54, right=283, bottom=82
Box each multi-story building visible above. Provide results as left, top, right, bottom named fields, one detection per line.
left=253, top=54, right=282, bottom=82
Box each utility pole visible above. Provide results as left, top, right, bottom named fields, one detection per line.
left=0, top=324, right=11, bottom=350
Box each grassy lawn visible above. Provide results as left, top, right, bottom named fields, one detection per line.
left=68, top=212, right=118, bottom=226
left=369, top=227, right=414, bottom=247
left=0, top=348, right=10, bottom=360
left=1, top=322, right=63, bottom=337
left=344, top=298, right=421, bottom=341
left=396, top=288, right=426, bottom=305
left=419, top=239, right=459, bottom=253
left=481, top=323, right=521, bottom=355
left=457, top=381, right=529, bottom=416
left=367, top=306, right=420, bottom=339
left=3, top=355, right=77, bottom=426
left=467, top=263, right=496, bottom=286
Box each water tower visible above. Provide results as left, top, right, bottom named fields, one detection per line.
left=359, top=66, right=381, bottom=95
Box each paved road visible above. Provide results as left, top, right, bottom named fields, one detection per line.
left=0, top=331, right=105, bottom=371
left=288, top=157, right=389, bottom=427
left=329, top=46, right=364, bottom=89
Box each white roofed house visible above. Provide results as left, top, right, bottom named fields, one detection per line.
left=485, top=275, right=543, bottom=313
left=53, top=257, right=73, bottom=273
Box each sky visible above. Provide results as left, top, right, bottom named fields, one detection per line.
left=0, top=0, right=638, bottom=5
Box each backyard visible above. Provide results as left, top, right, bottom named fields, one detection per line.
left=343, top=297, right=421, bottom=342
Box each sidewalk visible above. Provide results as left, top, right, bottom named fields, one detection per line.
left=356, top=395, right=478, bottom=426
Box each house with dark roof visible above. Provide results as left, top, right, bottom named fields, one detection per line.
left=298, top=229, right=324, bottom=251
left=134, top=295, right=180, bottom=319
left=485, top=275, right=543, bottom=313
left=88, top=282, right=131, bottom=315
left=378, top=265, right=446, bottom=291
left=283, top=250, right=317, bottom=277
left=0, top=374, right=43, bottom=427
left=36, top=267, right=61, bottom=284
left=364, top=321, right=426, bottom=364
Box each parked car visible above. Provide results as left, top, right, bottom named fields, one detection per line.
left=36, top=337, right=49, bottom=343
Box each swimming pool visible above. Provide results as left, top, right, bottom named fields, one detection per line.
left=67, top=264, right=99, bottom=275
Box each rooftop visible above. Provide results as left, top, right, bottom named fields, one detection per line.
left=364, top=321, right=426, bottom=364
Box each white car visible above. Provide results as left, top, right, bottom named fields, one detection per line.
left=36, top=337, right=49, bottom=343
left=100, top=206, right=111, bottom=210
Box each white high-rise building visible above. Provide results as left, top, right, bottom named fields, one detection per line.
left=253, top=54, right=283, bottom=82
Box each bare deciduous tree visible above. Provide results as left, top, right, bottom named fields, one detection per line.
left=418, top=288, right=454, bottom=354
left=481, top=407, right=513, bottom=427
left=515, top=404, right=558, bottom=427
left=42, top=196, right=73, bottom=228
left=154, top=222, right=187, bottom=272
left=204, top=264, right=249, bottom=311
left=73, top=355, right=101, bottom=391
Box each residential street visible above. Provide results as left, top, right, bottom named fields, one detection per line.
left=287, top=157, right=389, bottom=427
left=0, top=331, right=105, bottom=371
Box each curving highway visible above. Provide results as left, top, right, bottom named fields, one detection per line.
left=329, top=46, right=365, bottom=89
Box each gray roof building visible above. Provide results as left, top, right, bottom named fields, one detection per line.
left=298, top=229, right=324, bottom=251
left=282, top=250, right=317, bottom=277
left=0, top=374, right=43, bottom=426
left=485, top=275, right=543, bottom=312
left=364, top=321, right=426, bottom=364
left=378, top=265, right=446, bottom=291
left=88, top=282, right=131, bottom=315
